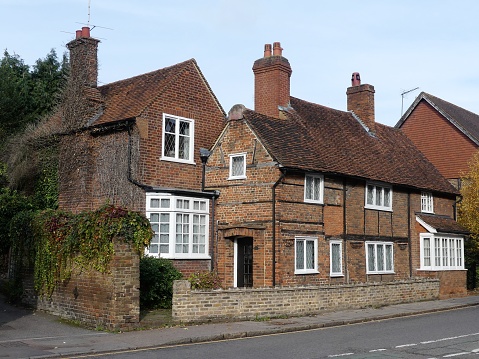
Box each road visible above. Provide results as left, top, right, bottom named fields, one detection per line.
left=70, top=306, right=479, bottom=358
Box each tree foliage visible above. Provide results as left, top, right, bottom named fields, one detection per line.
left=458, top=151, right=479, bottom=264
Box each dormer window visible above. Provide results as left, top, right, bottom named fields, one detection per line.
left=421, top=192, right=434, bottom=213
left=365, top=182, right=392, bottom=211
left=228, top=153, right=246, bottom=179
left=162, top=114, right=194, bottom=163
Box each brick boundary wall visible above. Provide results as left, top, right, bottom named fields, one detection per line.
left=172, top=279, right=440, bottom=324
left=22, top=238, right=140, bottom=331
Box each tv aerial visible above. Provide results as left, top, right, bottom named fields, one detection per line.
left=401, top=87, right=419, bottom=116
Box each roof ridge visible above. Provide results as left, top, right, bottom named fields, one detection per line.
left=98, top=58, right=196, bottom=90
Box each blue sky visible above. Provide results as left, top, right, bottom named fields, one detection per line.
left=1, top=0, right=478, bottom=126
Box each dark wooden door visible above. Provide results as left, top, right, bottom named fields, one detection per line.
left=237, top=238, right=253, bottom=288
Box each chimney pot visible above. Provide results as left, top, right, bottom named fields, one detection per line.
left=351, top=72, right=361, bottom=86
left=76, top=30, right=82, bottom=39
left=81, top=26, right=90, bottom=38
left=273, top=42, right=282, bottom=56
left=264, top=44, right=272, bottom=58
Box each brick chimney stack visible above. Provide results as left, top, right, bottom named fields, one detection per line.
left=67, top=27, right=100, bottom=88
left=347, top=72, right=375, bottom=132
left=252, top=42, right=292, bottom=118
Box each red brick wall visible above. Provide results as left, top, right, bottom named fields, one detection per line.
left=207, top=117, right=462, bottom=294
left=27, top=239, right=140, bottom=331
left=400, top=101, right=478, bottom=180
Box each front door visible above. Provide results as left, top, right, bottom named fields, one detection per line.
left=236, top=238, right=253, bottom=288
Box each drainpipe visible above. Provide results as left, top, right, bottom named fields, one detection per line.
left=343, top=178, right=349, bottom=283
left=272, top=169, right=286, bottom=287
left=408, top=192, right=412, bottom=278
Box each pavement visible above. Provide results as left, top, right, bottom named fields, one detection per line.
left=1, top=293, right=479, bottom=359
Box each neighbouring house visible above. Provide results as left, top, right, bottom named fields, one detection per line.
left=204, top=42, right=468, bottom=297
left=395, top=92, right=479, bottom=189
left=59, top=27, right=225, bottom=275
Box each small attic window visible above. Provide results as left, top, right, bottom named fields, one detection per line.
left=228, top=153, right=246, bottom=180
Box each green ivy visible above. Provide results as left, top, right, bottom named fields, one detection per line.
left=32, top=204, right=152, bottom=296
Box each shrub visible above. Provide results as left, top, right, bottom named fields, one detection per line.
left=139, top=257, right=182, bottom=309
left=188, top=271, right=222, bottom=290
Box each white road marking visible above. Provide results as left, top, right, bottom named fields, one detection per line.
left=443, top=353, right=470, bottom=357
left=328, top=353, right=354, bottom=357
left=396, top=343, right=417, bottom=348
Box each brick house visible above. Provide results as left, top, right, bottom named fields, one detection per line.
left=204, top=43, right=468, bottom=297
left=59, top=28, right=225, bottom=275
left=395, top=92, right=479, bottom=189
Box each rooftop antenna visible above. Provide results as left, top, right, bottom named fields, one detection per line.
left=401, top=87, right=419, bottom=116
left=88, top=0, right=91, bottom=26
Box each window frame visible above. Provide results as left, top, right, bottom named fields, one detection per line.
left=421, top=192, right=434, bottom=213
left=228, top=153, right=247, bottom=180
left=304, top=173, right=324, bottom=204
left=161, top=113, right=195, bottom=164
left=330, top=240, right=343, bottom=277
left=145, top=193, right=210, bottom=259
left=365, top=182, right=393, bottom=211
left=294, top=236, right=319, bottom=274
left=365, top=241, right=394, bottom=274
left=420, top=233, right=464, bottom=270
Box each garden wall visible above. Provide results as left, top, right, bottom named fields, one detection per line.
left=172, top=278, right=440, bottom=324
left=23, top=239, right=140, bottom=331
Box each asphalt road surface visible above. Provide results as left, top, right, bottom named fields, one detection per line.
left=72, top=306, right=479, bottom=358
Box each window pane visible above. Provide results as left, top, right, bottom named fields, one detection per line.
left=164, top=133, right=176, bottom=157
left=179, top=120, right=190, bottom=135
left=385, top=245, right=393, bottom=271
left=164, top=117, right=176, bottom=133
left=150, top=213, right=159, bottom=222
left=368, top=244, right=375, bottom=272
left=306, top=240, right=315, bottom=269
left=367, top=185, right=374, bottom=205
left=423, top=238, right=431, bottom=267
left=331, top=243, right=341, bottom=273
left=160, top=199, right=170, bottom=208
left=313, top=177, right=320, bottom=201
left=150, top=199, right=160, bottom=208
left=179, top=135, right=190, bottom=160
left=305, top=176, right=313, bottom=200
left=231, top=156, right=244, bottom=177
left=376, top=187, right=383, bottom=206
left=384, top=188, right=391, bottom=207
left=296, top=240, right=304, bottom=270
left=435, top=238, right=441, bottom=266
left=377, top=245, right=384, bottom=271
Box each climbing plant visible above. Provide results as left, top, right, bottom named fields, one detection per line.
left=32, top=204, right=152, bottom=296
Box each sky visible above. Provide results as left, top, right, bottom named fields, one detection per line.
left=1, top=0, right=478, bottom=127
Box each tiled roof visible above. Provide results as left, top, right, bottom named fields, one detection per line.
left=396, top=92, right=479, bottom=146
left=416, top=213, right=469, bottom=235
left=91, top=59, right=218, bottom=126
left=244, top=96, right=458, bottom=194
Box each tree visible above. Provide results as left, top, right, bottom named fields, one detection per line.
left=458, top=151, right=479, bottom=288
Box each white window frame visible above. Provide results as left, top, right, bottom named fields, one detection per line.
left=161, top=113, right=195, bottom=164
left=420, top=233, right=464, bottom=270
left=366, top=241, right=394, bottom=274
left=228, top=153, right=247, bottom=180
left=365, top=182, right=393, bottom=211
left=330, top=240, right=343, bottom=277
left=145, top=193, right=210, bottom=259
left=295, top=236, right=319, bottom=274
left=421, top=192, right=434, bottom=213
left=304, top=174, right=324, bottom=204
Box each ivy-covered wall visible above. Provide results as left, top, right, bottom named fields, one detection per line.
left=27, top=238, right=141, bottom=330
